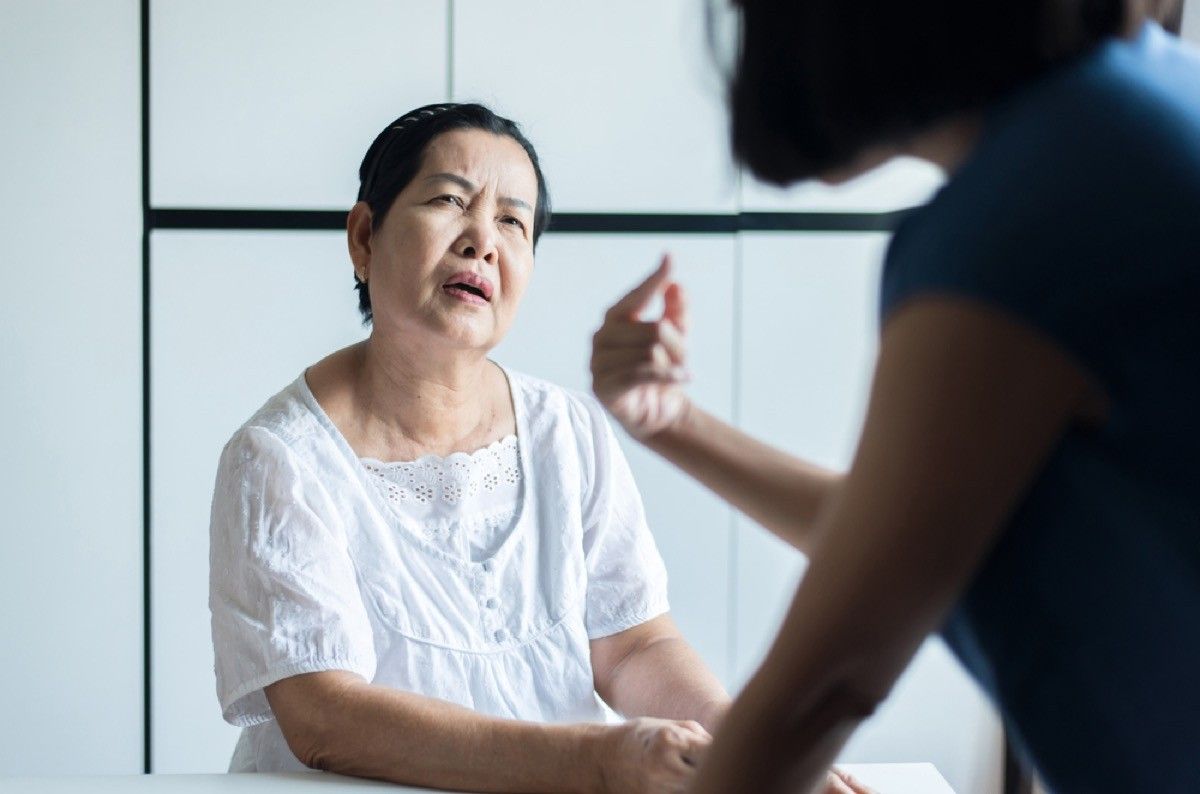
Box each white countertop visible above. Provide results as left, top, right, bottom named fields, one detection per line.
left=0, top=763, right=955, bottom=793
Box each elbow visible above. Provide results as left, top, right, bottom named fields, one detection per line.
left=266, top=671, right=366, bottom=772
left=281, top=720, right=338, bottom=771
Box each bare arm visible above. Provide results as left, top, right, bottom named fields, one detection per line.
left=643, top=404, right=840, bottom=555
left=267, top=663, right=719, bottom=794
left=266, top=671, right=604, bottom=793
left=688, top=297, right=1101, bottom=794
left=591, top=256, right=839, bottom=555
left=590, top=614, right=730, bottom=732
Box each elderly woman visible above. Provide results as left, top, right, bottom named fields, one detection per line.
left=206, top=103, right=726, bottom=793
left=208, top=104, right=865, bottom=794
left=591, top=2, right=1200, bottom=793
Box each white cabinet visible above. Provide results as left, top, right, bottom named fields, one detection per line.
left=453, top=0, right=738, bottom=213
left=150, top=231, right=368, bottom=771
left=493, top=233, right=737, bottom=683
left=742, top=156, right=944, bottom=213
left=734, top=233, right=1002, bottom=794
left=150, top=0, right=448, bottom=209
left=0, top=0, right=143, bottom=775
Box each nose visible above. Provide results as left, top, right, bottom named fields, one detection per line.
left=455, top=212, right=498, bottom=265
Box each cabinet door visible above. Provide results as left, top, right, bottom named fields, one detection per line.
left=151, top=0, right=448, bottom=209
left=0, top=0, right=143, bottom=775
left=150, top=231, right=367, bottom=771
left=1183, top=3, right=1200, bottom=43
left=493, top=234, right=736, bottom=683
left=453, top=1, right=737, bottom=213
left=735, top=233, right=1002, bottom=794
left=741, top=157, right=944, bottom=213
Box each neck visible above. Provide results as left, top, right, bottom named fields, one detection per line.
left=351, top=330, right=501, bottom=458
left=906, top=114, right=983, bottom=177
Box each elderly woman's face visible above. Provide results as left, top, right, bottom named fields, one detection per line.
left=365, top=128, right=538, bottom=352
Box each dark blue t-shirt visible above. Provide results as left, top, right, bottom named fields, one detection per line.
left=881, top=23, right=1200, bottom=793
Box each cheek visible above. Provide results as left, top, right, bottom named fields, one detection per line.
left=499, top=257, right=534, bottom=306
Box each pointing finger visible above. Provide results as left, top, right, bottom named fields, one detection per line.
left=605, top=253, right=673, bottom=320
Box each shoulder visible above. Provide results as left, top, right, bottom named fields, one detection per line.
left=886, top=27, right=1200, bottom=304
left=217, top=375, right=327, bottom=472
left=504, top=367, right=610, bottom=435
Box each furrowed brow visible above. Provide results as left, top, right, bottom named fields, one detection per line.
left=500, top=196, right=533, bottom=213
left=424, top=172, right=476, bottom=192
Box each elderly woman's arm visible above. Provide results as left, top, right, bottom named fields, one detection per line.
left=590, top=614, right=730, bottom=732
left=265, top=671, right=710, bottom=794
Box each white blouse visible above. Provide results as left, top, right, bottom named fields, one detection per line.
left=208, top=367, right=670, bottom=772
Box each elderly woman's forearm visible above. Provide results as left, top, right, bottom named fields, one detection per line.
left=268, top=674, right=604, bottom=793
left=644, top=403, right=840, bottom=555
left=603, top=634, right=730, bottom=732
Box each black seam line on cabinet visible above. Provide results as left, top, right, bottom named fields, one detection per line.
left=140, top=0, right=152, bottom=775
left=727, top=235, right=743, bottom=681
left=148, top=208, right=912, bottom=233
left=446, top=0, right=455, bottom=100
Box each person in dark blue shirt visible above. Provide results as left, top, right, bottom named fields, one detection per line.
left=588, top=1, right=1199, bottom=791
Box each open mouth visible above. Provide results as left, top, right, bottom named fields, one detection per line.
left=447, top=282, right=487, bottom=300
left=442, top=271, right=493, bottom=303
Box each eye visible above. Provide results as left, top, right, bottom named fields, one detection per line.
left=500, top=215, right=527, bottom=232
left=434, top=194, right=465, bottom=208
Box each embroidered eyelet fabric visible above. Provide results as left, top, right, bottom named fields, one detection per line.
left=361, top=436, right=522, bottom=562
left=209, top=368, right=670, bottom=773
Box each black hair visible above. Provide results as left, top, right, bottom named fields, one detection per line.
left=353, top=102, right=551, bottom=323
left=724, top=0, right=1130, bottom=186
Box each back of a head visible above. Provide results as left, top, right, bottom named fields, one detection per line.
left=727, top=0, right=1132, bottom=185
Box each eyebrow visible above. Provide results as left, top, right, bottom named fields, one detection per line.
left=424, top=172, right=533, bottom=214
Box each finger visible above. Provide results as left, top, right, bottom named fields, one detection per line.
left=605, top=253, right=672, bottom=320
left=655, top=320, right=687, bottom=366
left=678, top=738, right=709, bottom=769
left=591, top=346, right=659, bottom=377
left=593, top=320, right=667, bottom=350
left=602, top=363, right=690, bottom=392
left=679, top=719, right=711, bottom=740
left=591, top=346, right=682, bottom=386
left=663, top=281, right=688, bottom=335
left=593, top=323, right=685, bottom=373
left=823, top=771, right=857, bottom=794
left=669, top=726, right=711, bottom=767
left=831, top=768, right=878, bottom=794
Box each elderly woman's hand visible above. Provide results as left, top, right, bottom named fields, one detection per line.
left=597, top=717, right=712, bottom=793
left=591, top=255, right=692, bottom=440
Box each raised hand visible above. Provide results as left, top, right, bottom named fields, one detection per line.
left=591, top=255, right=692, bottom=440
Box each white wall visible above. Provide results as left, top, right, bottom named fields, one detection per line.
left=2, top=2, right=1008, bottom=791
left=1183, top=0, right=1200, bottom=41
left=0, top=0, right=143, bottom=775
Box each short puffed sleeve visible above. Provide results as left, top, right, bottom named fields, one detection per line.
left=576, top=396, right=670, bottom=639
left=208, top=426, right=376, bottom=727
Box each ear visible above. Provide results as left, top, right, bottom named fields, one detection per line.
left=347, top=201, right=374, bottom=282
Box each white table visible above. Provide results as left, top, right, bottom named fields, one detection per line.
left=0, top=764, right=955, bottom=793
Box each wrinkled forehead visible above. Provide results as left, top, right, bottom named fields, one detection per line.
left=417, top=129, right=538, bottom=203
